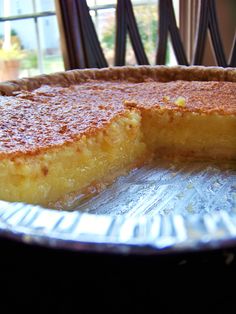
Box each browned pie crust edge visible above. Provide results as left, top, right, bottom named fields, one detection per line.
left=0, top=65, right=235, bottom=96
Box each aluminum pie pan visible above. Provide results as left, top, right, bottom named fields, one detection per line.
left=0, top=160, right=236, bottom=255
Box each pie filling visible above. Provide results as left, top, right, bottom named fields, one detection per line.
left=140, top=110, right=236, bottom=160
left=0, top=77, right=235, bottom=209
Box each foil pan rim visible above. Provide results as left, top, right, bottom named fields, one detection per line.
left=1, top=200, right=236, bottom=255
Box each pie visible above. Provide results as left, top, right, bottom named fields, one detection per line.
left=0, top=66, right=235, bottom=209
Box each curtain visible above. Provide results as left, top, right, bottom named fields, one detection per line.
left=55, top=0, right=108, bottom=69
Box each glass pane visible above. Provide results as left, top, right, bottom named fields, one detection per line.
left=132, top=0, right=158, bottom=65
left=38, top=16, right=64, bottom=74
left=166, top=0, right=179, bottom=66
left=0, top=17, right=64, bottom=81
left=0, top=19, right=39, bottom=81
left=0, top=0, right=34, bottom=16
left=34, top=0, right=56, bottom=12
left=166, top=35, right=178, bottom=66
left=89, top=4, right=116, bottom=66
left=0, top=1, right=64, bottom=82
left=0, top=0, right=55, bottom=16
left=87, top=0, right=116, bottom=7
left=126, top=35, right=136, bottom=66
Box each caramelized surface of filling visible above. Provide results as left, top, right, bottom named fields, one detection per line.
left=0, top=80, right=235, bottom=158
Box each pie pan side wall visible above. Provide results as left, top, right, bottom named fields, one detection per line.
left=1, top=200, right=236, bottom=254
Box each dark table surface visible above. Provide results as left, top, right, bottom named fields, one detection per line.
left=1, top=236, right=236, bottom=313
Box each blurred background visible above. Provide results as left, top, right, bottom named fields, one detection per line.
left=0, top=0, right=235, bottom=82
left=0, top=0, right=179, bottom=81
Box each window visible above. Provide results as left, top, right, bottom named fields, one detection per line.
left=0, top=0, right=64, bottom=82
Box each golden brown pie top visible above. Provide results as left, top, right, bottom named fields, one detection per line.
left=0, top=85, right=127, bottom=157
left=0, top=66, right=235, bottom=158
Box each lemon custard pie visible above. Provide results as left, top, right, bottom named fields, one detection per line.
left=0, top=66, right=235, bottom=208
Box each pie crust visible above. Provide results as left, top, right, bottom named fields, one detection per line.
left=0, top=65, right=235, bottom=96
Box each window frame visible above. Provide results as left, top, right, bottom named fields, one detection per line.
left=0, top=10, right=56, bottom=74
